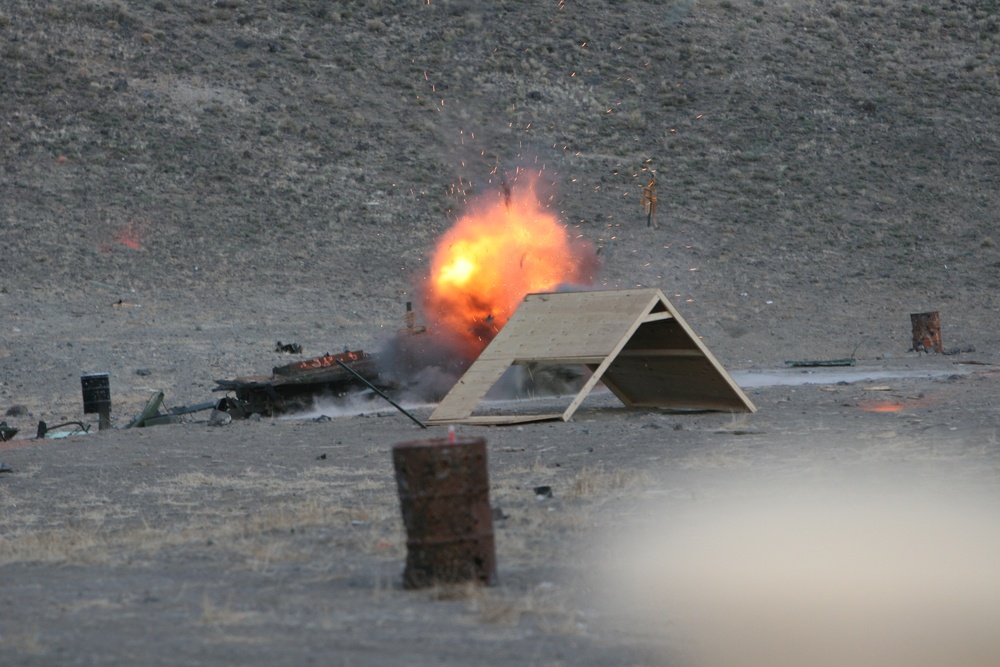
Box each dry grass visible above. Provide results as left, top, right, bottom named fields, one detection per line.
left=0, top=525, right=115, bottom=566
left=678, top=448, right=751, bottom=470
left=484, top=462, right=655, bottom=570
left=564, top=463, right=651, bottom=499
left=470, top=585, right=578, bottom=631
left=199, top=596, right=266, bottom=628
left=0, top=465, right=404, bottom=567
left=427, top=581, right=581, bottom=633
left=0, top=631, right=45, bottom=655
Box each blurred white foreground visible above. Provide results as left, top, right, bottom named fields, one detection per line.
left=601, top=477, right=1000, bottom=667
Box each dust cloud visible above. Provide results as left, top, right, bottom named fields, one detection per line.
left=597, top=476, right=1000, bottom=667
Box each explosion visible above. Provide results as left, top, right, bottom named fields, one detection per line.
left=422, top=176, right=599, bottom=357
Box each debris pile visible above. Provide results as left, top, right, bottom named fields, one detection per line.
left=213, top=350, right=384, bottom=417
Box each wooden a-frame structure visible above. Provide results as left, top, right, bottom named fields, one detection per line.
left=427, top=288, right=756, bottom=425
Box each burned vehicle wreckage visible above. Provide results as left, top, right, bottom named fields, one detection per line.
left=213, top=350, right=386, bottom=418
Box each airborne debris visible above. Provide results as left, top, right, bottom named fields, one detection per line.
left=36, top=420, right=90, bottom=439
left=533, top=485, right=554, bottom=500
left=275, top=341, right=303, bottom=354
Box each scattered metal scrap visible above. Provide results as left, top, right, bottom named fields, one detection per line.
left=36, top=420, right=90, bottom=439
left=213, top=349, right=385, bottom=417
left=125, top=391, right=183, bottom=428
left=0, top=421, right=17, bottom=442
left=6, top=358, right=358, bottom=440
left=785, top=358, right=857, bottom=368
left=275, top=341, right=303, bottom=354
left=168, top=400, right=220, bottom=416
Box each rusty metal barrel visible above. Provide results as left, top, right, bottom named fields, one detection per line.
left=910, top=311, right=943, bottom=353
left=392, top=436, right=497, bottom=589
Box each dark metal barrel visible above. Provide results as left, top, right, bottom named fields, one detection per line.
left=392, top=436, right=497, bottom=589
left=80, top=373, right=111, bottom=414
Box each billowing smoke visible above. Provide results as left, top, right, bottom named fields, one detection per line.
left=376, top=325, right=475, bottom=403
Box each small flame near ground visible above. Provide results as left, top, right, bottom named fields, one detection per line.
left=421, top=174, right=599, bottom=358
left=859, top=396, right=933, bottom=413
left=859, top=400, right=906, bottom=412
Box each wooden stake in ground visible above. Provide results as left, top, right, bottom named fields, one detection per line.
left=641, top=176, right=658, bottom=229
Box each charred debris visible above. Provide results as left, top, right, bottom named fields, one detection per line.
left=213, top=349, right=387, bottom=418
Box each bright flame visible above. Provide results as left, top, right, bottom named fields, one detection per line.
left=859, top=396, right=932, bottom=413
left=423, top=177, right=598, bottom=356
left=859, top=400, right=906, bottom=413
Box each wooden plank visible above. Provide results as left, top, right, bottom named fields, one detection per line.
left=427, top=287, right=755, bottom=425
left=647, top=299, right=757, bottom=413
left=428, top=357, right=513, bottom=422
left=513, top=356, right=606, bottom=365
left=616, top=348, right=704, bottom=358
left=559, top=292, right=663, bottom=421
left=496, top=289, right=664, bottom=359
left=603, top=356, right=750, bottom=410
left=427, top=413, right=563, bottom=425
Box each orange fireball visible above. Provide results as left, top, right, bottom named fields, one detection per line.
left=423, top=178, right=598, bottom=356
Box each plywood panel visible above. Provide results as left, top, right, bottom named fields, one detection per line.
left=491, top=290, right=661, bottom=359
left=623, top=318, right=698, bottom=351
left=430, top=413, right=564, bottom=426
left=602, top=356, right=751, bottom=410
left=428, top=357, right=513, bottom=422
left=427, top=288, right=755, bottom=425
